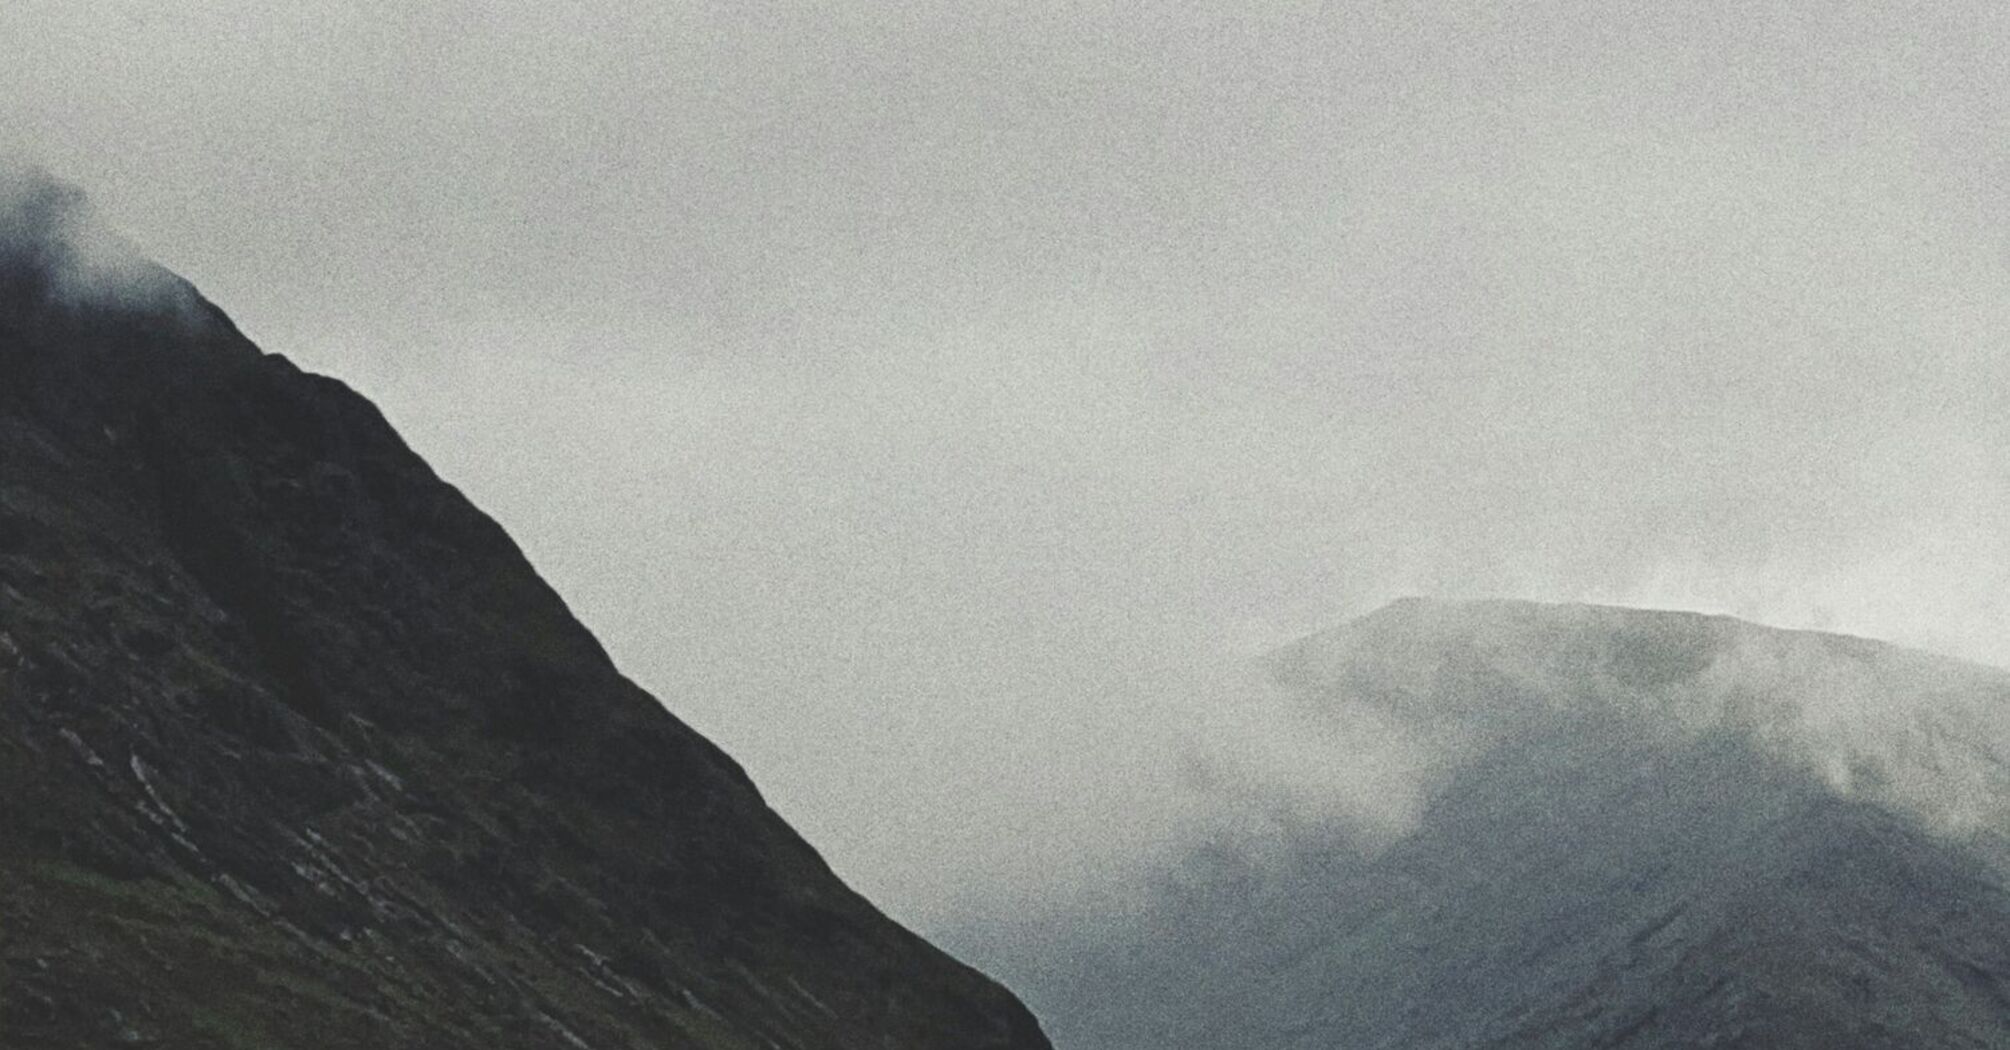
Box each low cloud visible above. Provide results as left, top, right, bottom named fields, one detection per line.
left=0, top=161, right=195, bottom=320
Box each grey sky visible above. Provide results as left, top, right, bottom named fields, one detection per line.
left=7, top=0, right=2009, bottom=927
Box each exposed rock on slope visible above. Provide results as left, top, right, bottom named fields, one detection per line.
left=0, top=176, right=1050, bottom=1050
left=959, top=598, right=2010, bottom=1049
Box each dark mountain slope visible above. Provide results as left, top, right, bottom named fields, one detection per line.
left=0, top=177, right=1049, bottom=1050
left=957, top=599, right=2010, bottom=1049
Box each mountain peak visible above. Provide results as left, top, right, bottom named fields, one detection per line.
left=0, top=164, right=231, bottom=355
left=0, top=164, right=88, bottom=265
left=978, top=599, right=2010, bottom=1050
left=1269, top=596, right=2010, bottom=842
left=0, top=211, right=1050, bottom=1047
left=1300, top=595, right=1977, bottom=691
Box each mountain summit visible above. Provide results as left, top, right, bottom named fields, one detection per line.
left=0, top=180, right=1049, bottom=1049
left=966, top=598, right=2010, bottom=1050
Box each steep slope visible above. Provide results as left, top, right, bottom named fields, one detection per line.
left=958, top=598, right=2010, bottom=1049
left=0, top=175, right=1050, bottom=1049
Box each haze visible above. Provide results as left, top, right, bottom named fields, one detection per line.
left=5, top=0, right=2007, bottom=930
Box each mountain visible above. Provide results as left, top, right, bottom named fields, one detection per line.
left=956, top=598, right=2010, bottom=1049
left=0, top=172, right=1050, bottom=1049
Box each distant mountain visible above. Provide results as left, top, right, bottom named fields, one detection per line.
left=0, top=172, right=1050, bottom=1049
left=956, top=598, right=2010, bottom=1049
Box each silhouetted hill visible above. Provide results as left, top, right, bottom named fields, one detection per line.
left=0, top=172, right=1050, bottom=1050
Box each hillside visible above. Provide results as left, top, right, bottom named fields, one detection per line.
left=0, top=173, right=1050, bottom=1050
left=959, top=598, right=2010, bottom=1049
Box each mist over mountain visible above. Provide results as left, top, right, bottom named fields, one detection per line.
left=8, top=3, right=2010, bottom=1042
left=0, top=174, right=1048, bottom=1049
left=948, top=598, right=2010, bottom=1049
left=9, top=4, right=2008, bottom=943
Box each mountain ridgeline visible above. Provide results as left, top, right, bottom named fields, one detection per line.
left=957, top=598, right=2010, bottom=1049
left=0, top=175, right=1049, bottom=1049
left=10, top=171, right=2010, bottom=1050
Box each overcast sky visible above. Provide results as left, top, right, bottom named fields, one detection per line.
left=6, top=0, right=2009, bottom=929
